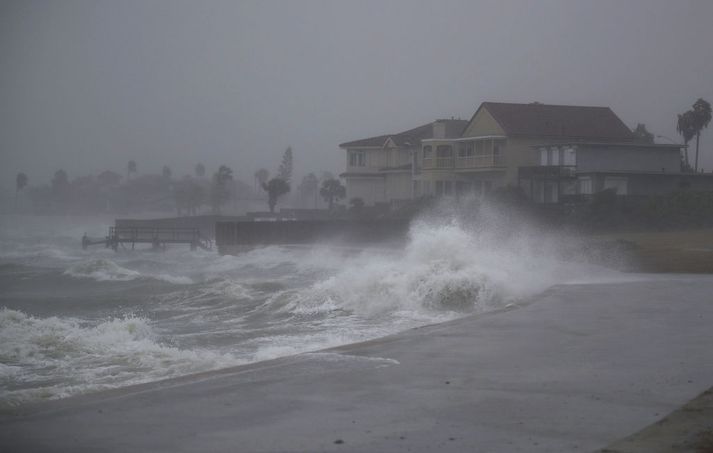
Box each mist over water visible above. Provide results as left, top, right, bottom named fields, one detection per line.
left=0, top=208, right=621, bottom=407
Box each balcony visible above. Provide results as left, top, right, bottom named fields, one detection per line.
left=422, top=154, right=501, bottom=170
left=518, top=165, right=576, bottom=179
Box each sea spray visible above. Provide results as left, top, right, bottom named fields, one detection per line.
left=0, top=211, right=620, bottom=406
left=0, top=308, right=240, bottom=407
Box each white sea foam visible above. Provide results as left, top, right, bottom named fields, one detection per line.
left=64, top=259, right=142, bottom=281
left=63, top=259, right=193, bottom=284
left=0, top=209, right=621, bottom=407
left=0, top=308, right=240, bottom=407
left=271, top=219, right=600, bottom=320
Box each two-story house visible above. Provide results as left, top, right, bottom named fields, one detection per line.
left=517, top=142, right=692, bottom=203
left=413, top=102, right=638, bottom=198
left=339, top=119, right=467, bottom=206
left=340, top=102, right=699, bottom=206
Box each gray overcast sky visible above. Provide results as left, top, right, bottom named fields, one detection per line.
left=2, top=0, right=713, bottom=188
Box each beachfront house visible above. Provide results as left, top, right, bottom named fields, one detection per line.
left=339, top=119, right=467, bottom=206
left=340, top=101, right=701, bottom=206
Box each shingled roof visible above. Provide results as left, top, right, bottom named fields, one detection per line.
left=339, top=119, right=468, bottom=148
left=476, top=102, right=634, bottom=141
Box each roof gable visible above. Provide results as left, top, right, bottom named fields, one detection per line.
left=462, top=108, right=506, bottom=137
left=464, top=102, right=634, bottom=141
left=340, top=119, right=468, bottom=149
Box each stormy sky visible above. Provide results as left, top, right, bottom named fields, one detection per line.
left=2, top=0, right=713, bottom=188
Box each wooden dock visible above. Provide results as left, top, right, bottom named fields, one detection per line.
left=82, top=226, right=212, bottom=251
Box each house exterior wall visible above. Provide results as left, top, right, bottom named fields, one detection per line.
left=581, top=173, right=713, bottom=196
left=576, top=146, right=680, bottom=173
left=500, top=138, right=542, bottom=185
left=346, top=176, right=386, bottom=205
left=384, top=173, right=412, bottom=201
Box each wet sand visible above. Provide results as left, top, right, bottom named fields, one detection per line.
left=2, top=275, right=713, bottom=452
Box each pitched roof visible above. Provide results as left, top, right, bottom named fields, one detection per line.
left=476, top=102, right=634, bottom=141
left=339, top=119, right=468, bottom=148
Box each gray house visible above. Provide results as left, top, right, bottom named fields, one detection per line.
left=517, top=141, right=696, bottom=203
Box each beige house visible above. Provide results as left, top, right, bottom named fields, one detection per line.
left=340, top=102, right=652, bottom=205
left=414, top=102, right=635, bottom=198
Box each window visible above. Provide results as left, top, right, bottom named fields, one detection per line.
left=549, top=147, right=560, bottom=166
left=563, top=147, right=576, bottom=166
left=444, top=180, right=453, bottom=195
left=349, top=151, right=365, bottom=167
left=578, top=177, right=592, bottom=195
left=458, top=142, right=474, bottom=157
left=423, top=180, right=432, bottom=195
left=475, top=140, right=485, bottom=156
left=539, top=147, right=548, bottom=166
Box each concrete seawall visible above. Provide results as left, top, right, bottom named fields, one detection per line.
left=115, top=215, right=245, bottom=240
left=215, top=219, right=411, bottom=254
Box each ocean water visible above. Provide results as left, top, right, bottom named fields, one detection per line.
left=0, top=213, right=618, bottom=408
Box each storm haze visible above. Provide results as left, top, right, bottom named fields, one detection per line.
left=2, top=0, right=713, bottom=187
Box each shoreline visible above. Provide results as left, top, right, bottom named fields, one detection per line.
left=2, top=276, right=712, bottom=452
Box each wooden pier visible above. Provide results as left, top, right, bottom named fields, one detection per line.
left=82, top=226, right=212, bottom=251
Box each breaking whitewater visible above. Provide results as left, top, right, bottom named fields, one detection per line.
left=0, top=210, right=623, bottom=408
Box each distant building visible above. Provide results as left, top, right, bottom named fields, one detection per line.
left=339, top=102, right=708, bottom=206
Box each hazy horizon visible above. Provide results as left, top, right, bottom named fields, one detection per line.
left=3, top=0, right=713, bottom=189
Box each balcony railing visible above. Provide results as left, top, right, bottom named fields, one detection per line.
left=422, top=154, right=501, bottom=170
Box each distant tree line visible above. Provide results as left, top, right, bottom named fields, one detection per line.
left=12, top=145, right=344, bottom=216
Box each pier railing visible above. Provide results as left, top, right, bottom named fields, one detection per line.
left=83, top=226, right=212, bottom=251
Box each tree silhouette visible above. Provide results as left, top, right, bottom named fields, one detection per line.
left=210, top=165, right=233, bottom=214
left=320, top=178, right=346, bottom=211
left=15, top=172, right=28, bottom=210
left=51, top=169, right=70, bottom=207
left=162, top=165, right=172, bottom=180
left=127, top=160, right=137, bottom=180
left=677, top=111, right=697, bottom=170
left=278, top=146, right=293, bottom=183
left=632, top=124, right=654, bottom=144
left=691, top=98, right=712, bottom=172
left=195, top=163, right=205, bottom=178
left=262, top=178, right=290, bottom=213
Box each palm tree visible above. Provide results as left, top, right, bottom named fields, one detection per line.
left=320, top=178, right=346, bottom=211
left=15, top=172, right=28, bottom=210
left=677, top=111, right=696, bottom=171
left=127, top=160, right=137, bottom=180
left=691, top=98, right=712, bottom=172
left=262, top=178, right=290, bottom=213
left=210, top=165, right=233, bottom=214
